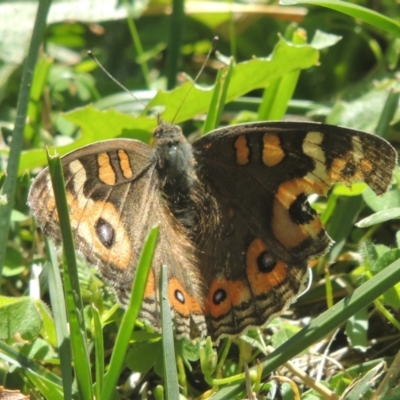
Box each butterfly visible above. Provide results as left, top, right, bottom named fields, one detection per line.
left=28, top=120, right=396, bottom=341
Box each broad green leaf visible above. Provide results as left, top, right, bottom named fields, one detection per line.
left=148, top=36, right=321, bottom=122
left=0, top=297, right=42, bottom=340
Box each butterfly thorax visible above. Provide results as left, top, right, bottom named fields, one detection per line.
left=153, top=123, right=200, bottom=230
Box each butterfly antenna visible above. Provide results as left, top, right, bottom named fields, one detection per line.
left=171, top=36, right=219, bottom=124
left=87, top=50, right=155, bottom=118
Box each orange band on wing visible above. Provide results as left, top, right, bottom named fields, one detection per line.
left=98, top=153, right=116, bottom=185
left=118, top=150, right=133, bottom=179
left=234, top=135, right=250, bottom=165
left=263, top=134, right=285, bottom=167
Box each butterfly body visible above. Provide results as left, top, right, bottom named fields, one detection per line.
left=28, top=121, right=396, bottom=340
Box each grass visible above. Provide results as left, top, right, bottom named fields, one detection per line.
left=0, top=0, right=400, bottom=399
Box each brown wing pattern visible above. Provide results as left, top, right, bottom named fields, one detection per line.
left=28, top=139, right=207, bottom=339
left=29, top=122, right=396, bottom=341
left=193, top=122, right=396, bottom=339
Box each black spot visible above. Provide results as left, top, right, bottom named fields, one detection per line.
left=289, top=193, right=316, bottom=225
left=257, top=251, right=276, bottom=273
left=341, top=161, right=357, bottom=177
left=175, top=289, right=185, bottom=304
left=213, top=289, right=227, bottom=305
left=95, top=218, right=115, bottom=248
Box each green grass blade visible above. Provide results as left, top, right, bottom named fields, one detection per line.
left=258, top=28, right=305, bottom=121
left=101, top=225, right=159, bottom=400
left=45, top=238, right=73, bottom=400
left=261, top=258, right=400, bottom=373
left=0, top=0, right=51, bottom=280
left=202, top=59, right=233, bottom=135
left=25, top=371, right=65, bottom=400
left=0, top=340, right=64, bottom=399
left=375, top=89, right=400, bottom=139
left=160, top=265, right=179, bottom=399
left=280, top=0, right=400, bottom=38
left=92, top=304, right=105, bottom=398
left=122, top=0, right=150, bottom=88
left=211, top=257, right=400, bottom=399
left=166, top=0, right=185, bottom=89
left=47, top=150, right=93, bottom=400
left=326, top=195, right=363, bottom=262
left=227, top=0, right=237, bottom=59
left=258, top=71, right=300, bottom=121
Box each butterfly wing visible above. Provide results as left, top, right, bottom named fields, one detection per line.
left=28, top=139, right=207, bottom=339
left=193, top=121, right=396, bottom=339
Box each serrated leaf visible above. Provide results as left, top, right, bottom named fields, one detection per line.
left=148, top=37, right=320, bottom=123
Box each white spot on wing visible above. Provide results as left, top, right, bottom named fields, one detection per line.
left=69, top=160, right=87, bottom=192
left=351, top=136, right=364, bottom=164
left=302, top=131, right=328, bottom=184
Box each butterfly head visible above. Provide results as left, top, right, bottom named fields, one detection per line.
left=152, top=121, right=186, bottom=146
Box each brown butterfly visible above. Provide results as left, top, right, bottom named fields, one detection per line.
left=28, top=120, right=396, bottom=340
